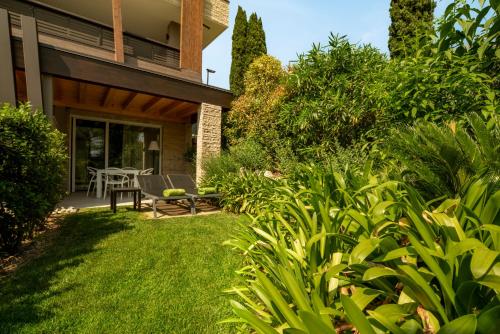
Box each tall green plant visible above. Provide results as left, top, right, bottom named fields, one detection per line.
left=225, top=163, right=499, bottom=333
left=388, top=0, right=436, bottom=58
left=246, top=13, right=267, bottom=67
left=230, top=6, right=248, bottom=97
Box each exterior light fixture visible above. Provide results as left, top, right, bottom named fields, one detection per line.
left=206, top=68, right=216, bottom=85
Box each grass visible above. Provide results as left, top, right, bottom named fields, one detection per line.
left=0, top=209, right=242, bottom=333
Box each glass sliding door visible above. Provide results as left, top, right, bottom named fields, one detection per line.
left=72, top=118, right=161, bottom=192
left=108, top=124, right=160, bottom=173
left=74, top=119, right=106, bottom=191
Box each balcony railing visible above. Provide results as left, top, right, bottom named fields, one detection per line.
left=2, top=0, right=180, bottom=69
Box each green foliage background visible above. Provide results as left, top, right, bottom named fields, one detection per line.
left=216, top=1, right=500, bottom=332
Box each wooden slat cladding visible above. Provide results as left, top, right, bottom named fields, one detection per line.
left=180, top=0, right=203, bottom=76
left=49, top=76, right=199, bottom=123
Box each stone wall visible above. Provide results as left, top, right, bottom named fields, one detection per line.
left=196, top=103, right=221, bottom=184
left=163, top=0, right=229, bottom=27
left=205, top=0, right=229, bottom=27
left=162, top=121, right=191, bottom=175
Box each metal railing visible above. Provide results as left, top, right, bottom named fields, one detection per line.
left=2, top=0, right=180, bottom=69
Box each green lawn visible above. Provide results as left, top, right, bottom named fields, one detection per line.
left=0, top=210, right=242, bottom=333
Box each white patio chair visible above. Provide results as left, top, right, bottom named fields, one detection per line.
left=86, top=167, right=98, bottom=197
left=103, top=170, right=129, bottom=200
left=122, top=167, right=136, bottom=187
left=140, top=168, right=154, bottom=175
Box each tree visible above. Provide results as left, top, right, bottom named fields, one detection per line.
left=229, top=9, right=267, bottom=97
left=257, top=17, right=267, bottom=55
left=229, top=6, right=248, bottom=96
left=226, top=55, right=286, bottom=149
left=388, top=0, right=436, bottom=58
left=245, top=13, right=267, bottom=72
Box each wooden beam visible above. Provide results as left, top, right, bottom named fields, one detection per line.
left=0, top=9, right=16, bottom=105
left=178, top=105, right=199, bottom=118
left=159, top=100, right=183, bottom=115
left=112, top=0, right=124, bottom=63
left=13, top=39, right=233, bottom=108
left=162, top=102, right=193, bottom=116
left=141, top=96, right=161, bottom=112
left=180, top=0, right=203, bottom=75
left=174, top=104, right=197, bottom=118
left=101, top=87, right=115, bottom=107
left=21, top=15, right=43, bottom=111
left=121, top=91, right=137, bottom=109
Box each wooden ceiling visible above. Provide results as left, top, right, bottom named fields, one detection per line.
left=15, top=71, right=199, bottom=122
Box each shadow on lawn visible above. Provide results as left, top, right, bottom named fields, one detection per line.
left=0, top=209, right=134, bottom=331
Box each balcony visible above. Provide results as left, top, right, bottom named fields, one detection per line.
left=2, top=0, right=182, bottom=77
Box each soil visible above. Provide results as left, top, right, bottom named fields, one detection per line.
left=0, top=211, right=72, bottom=279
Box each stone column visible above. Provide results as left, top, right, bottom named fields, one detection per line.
left=196, top=103, right=222, bottom=184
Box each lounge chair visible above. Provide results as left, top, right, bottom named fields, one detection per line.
left=136, top=175, right=195, bottom=218
left=166, top=174, right=221, bottom=200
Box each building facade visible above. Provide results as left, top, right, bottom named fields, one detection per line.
left=0, top=0, right=231, bottom=192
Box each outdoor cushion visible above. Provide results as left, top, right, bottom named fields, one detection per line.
left=163, top=189, right=186, bottom=197
left=198, top=187, right=217, bottom=195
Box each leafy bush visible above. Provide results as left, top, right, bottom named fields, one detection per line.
left=225, top=163, right=500, bottom=333
left=219, top=171, right=281, bottom=214
left=279, top=34, right=387, bottom=155
left=202, top=140, right=273, bottom=188
left=201, top=152, right=240, bottom=188
left=230, top=139, right=273, bottom=172
left=226, top=55, right=286, bottom=150
left=383, top=50, right=497, bottom=124
left=0, top=104, right=67, bottom=253
left=435, top=0, right=499, bottom=85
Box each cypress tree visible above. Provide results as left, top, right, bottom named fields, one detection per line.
left=388, top=0, right=436, bottom=58
left=244, top=13, right=267, bottom=79
left=230, top=6, right=248, bottom=96
left=257, top=18, right=267, bottom=55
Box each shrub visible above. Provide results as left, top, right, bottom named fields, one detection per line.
left=0, top=104, right=67, bottom=253
left=278, top=34, right=387, bottom=156
left=230, top=139, right=272, bottom=171
left=201, top=152, right=240, bottom=188
left=226, top=54, right=287, bottom=150
left=225, top=164, right=500, bottom=333
left=383, top=52, right=497, bottom=124
left=219, top=171, right=281, bottom=214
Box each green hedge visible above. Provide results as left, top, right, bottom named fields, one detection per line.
left=0, top=103, right=67, bottom=253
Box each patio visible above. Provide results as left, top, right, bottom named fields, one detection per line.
left=57, top=192, right=220, bottom=218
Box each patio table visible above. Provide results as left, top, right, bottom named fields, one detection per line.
left=95, top=168, right=141, bottom=199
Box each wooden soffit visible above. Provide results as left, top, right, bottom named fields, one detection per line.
left=11, top=38, right=233, bottom=108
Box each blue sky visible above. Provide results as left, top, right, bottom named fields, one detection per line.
left=202, top=0, right=453, bottom=89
